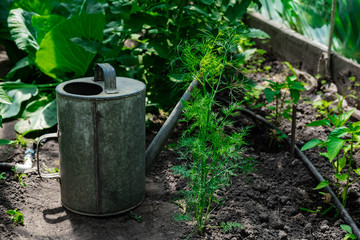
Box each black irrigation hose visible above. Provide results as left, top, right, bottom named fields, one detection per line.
left=145, top=80, right=199, bottom=171
left=238, top=106, right=360, bottom=238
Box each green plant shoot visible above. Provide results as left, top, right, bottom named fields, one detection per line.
left=302, top=109, right=360, bottom=207
left=7, top=209, right=24, bottom=226
left=263, top=61, right=305, bottom=127
left=341, top=224, right=357, bottom=240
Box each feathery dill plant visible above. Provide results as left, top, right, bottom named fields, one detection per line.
left=170, top=28, right=253, bottom=236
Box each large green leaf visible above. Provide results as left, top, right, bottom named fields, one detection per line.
left=0, top=139, right=12, bottom=145
left=335, top=173, right=348, bottom=182
left=6, top=56, right=31, bottom=79
left=327, top=127, right=349, bottom=140
left=31, top=15, right=66, bottom=45
left=8, top=8, right=39, bottom=56
left=35, top=13, right=106, bottom=79
left=15, top=99, right=57, bottom=135
left=246, top=28, right=270, bottom=39
left=306, top=119, right=331, bottom=127
left=0, top=83, right=38, bottom=119
left=11, top=0, right=56, bottom=15
left=339, top=109, right=355, bottom=126
left=301, top=139, right=324, bottom=151
left=264, top=87, right=275, bottom=103
left=327, top=138, right=346, bottom=162
left=313, top=180, right=329, bottom=190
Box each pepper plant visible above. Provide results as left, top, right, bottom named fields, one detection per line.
left=301, top=109, right=360, bottom=207
left=263, top=62, right=305, bottom=127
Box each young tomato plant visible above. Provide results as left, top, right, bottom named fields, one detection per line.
left=302, top=109, right=360, bottom=207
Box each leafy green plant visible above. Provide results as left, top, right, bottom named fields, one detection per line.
left=170, top=29, right=258, bottom=236
left=255, top=0, right=360, bottom=63
left=129, top=211, right=143, bottom=223
left=341, top=224, right=357, bottom=240
left=301, top=109, right=360, bottom=207
left=12, top=166, right=26, bottom=187
left=312, top=99, right=333, bottom=118
left=0, top=172, right=6, bottom=180
left=42, top=163, right=59, bottom=174
left=0, top=0, right=264, bottom=135
left=263, top=62, right=305, bottom=127
left=7, top=208, right=24, bottom=226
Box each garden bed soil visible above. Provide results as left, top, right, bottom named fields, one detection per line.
left=1, top=55, right=360, bottom=239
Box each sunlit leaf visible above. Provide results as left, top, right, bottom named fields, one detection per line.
left=246, top=28, right=269, bottom=39
left=0, top=87, right=11, bottom=105
left=354, top=168, right=360, bottom=175
left=339, top=109, right=355, bottom=126
left=0, top=83, right=38, bottom=119
left=301, top=139, right=323, bottom=151
left=327, top=138, right=345, bottom=162
left=0, top=139, right=12, bottom=145
left=306, top=119, right=331, bottom=127
left=8, top=8, right=38, bottom=56
left=335, top=173, right=348, bottom=182
left=35, top=13, right=105, bottom=79
left=314, top=180, right=329, bottom=190
left=31, top=14, right=66, bottom=44
left=327, top=127, right=349, bottom=140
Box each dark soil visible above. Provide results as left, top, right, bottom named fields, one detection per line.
left=1, top=53, right=360, bottom=239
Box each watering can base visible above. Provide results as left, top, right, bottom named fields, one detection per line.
left=61, top=194, right=145, bottom=217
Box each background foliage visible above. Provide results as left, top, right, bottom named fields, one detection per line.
left=255, top=0, right=360, bottom=63
left=0, top=0, right=261, bottom=136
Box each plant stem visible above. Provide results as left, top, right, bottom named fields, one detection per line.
left=290, top=104, right=296, bottom=159
left=336, top=155, right=340, bottom=199
left=343, top=135, right=354, bottom=207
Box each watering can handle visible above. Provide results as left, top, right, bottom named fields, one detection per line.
left=94, top=63, right=119, bottom=94
left=36, top=132, right=60, bottom=179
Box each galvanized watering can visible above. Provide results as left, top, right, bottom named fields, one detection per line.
left=37, top=63, right=146, bottom=216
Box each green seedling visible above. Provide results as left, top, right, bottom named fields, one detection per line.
left=302, top=109, right=360, bottom=207
left=300, top=206, right=322, bottom=214
left=129, top=211, right=143, bottom=223
left=0, top=172, right=6, bottom=180
left=341, top=224, right=357, bottom=240
left=42, top=163, right=59, bottom=174
left=11, top=166, right=26, bottom=187
left=312, top=99, right=333, bottom=118
left=7, top=209, right=24, bottom=226
left=263, top=62, right=305, bottom=154
left=263, top=62, right=305, bottom=127
left=300, top=192, right=335, bottom=216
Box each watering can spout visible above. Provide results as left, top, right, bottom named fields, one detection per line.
left=94, top=63, right=119, bottom=94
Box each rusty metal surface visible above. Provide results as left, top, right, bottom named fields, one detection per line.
left=56, top=65, right=145, bottom=216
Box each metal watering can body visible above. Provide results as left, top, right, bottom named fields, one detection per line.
left=39, top=64, right=146, bottom=216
